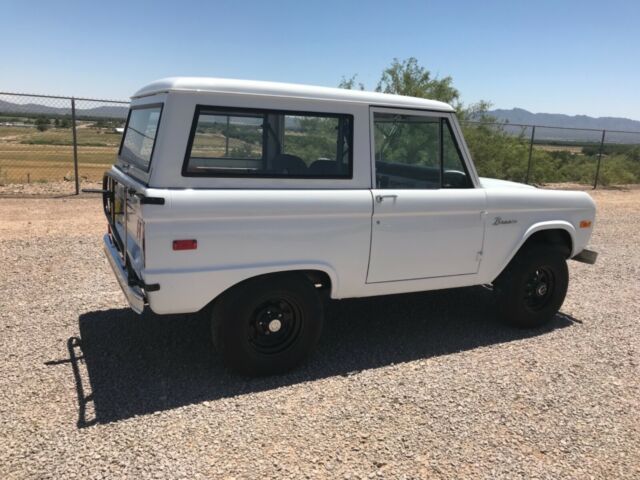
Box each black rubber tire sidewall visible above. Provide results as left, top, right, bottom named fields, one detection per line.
left=495, top=245, right=569, bottom=328
left=211, top=273, right=323, bottom=376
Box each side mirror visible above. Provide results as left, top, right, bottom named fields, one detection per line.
left=443, top=170, right=468, bottom=188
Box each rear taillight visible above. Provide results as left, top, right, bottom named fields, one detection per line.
left=173, top=239, right=197, bottom=251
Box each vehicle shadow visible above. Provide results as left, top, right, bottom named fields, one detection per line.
left=63, top=286, right=576, bottom=427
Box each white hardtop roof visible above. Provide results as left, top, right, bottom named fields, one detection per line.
left=132, top=77, right=455, bottom=112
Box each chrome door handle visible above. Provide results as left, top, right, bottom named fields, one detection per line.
left=375, top=194, right=398, bottom=203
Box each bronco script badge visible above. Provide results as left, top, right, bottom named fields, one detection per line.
left=493, top=216, right=517, bottom=226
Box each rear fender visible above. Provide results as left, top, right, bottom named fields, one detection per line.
left=144, top=262, right=340, bottom=315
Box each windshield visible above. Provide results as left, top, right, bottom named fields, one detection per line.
left=119, top=105, right=162, bottom=171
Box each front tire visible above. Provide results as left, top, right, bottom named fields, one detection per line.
left=211, top=273, right=324, bottom=376
left=494, top=245, right=569, bottom=328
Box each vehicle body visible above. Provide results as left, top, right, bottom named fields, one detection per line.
left=102, top=77, right=597, bottom=374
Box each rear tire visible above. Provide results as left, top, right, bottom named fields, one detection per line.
left=211, top=273, right=324, bottom=376
left=494, top=245, right=569, bottom=328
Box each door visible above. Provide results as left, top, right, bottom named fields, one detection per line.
left=367, top=108, right=486, bottom=283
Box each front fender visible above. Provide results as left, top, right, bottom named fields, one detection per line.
left=491, top=220, right=576, bottom=281
left=522, top=221, right=577, bottom=254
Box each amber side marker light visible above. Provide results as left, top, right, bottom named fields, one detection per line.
left=579, top=220, right=592, bottom=228
left=173, top=239, right=198, bottom=251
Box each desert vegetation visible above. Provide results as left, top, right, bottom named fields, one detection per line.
left=0, top=114, right=124, bottom=185
left=341, top=58, right=640, bottom=186
left=1, top=59, right=638, bottom=187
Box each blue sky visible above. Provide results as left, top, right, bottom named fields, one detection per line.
left=2, top=0, right=639, bottom=119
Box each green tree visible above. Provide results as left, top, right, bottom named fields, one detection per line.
left=376, top=57, right=459, bottom=105
left=339, top=58, right=640, bottom=185
left=339, top=57, right=490, bottom=118
left=338, top=74, right=365, bottom=91
left=35, top=116, right=50, bottom=132
left=457, top=99, right=494, bottom=123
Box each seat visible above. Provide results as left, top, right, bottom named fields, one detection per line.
left=272, top=154, right=307, bottom=175
left=308, top=159, right=339, bottom=176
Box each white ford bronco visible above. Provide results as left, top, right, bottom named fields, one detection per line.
left=101, top=77, right=597, bottom=375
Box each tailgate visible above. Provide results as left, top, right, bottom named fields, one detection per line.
left=103, top=171, right=148, bottom=282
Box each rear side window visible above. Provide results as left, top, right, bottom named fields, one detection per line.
left=189, top=113, right=263, bottom=166
left=119, top=105, right=163, bottom=172
left=183, top=106, right=353, bottom=178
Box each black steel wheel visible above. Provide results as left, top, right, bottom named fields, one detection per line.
left=211, top=273, right=324, bottom=375
left=523, top=266, right=556, bottom=312
left=494, top=245, right=569, bottom=328
left=248, top=298, right=303, bottom=355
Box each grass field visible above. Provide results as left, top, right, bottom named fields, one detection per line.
left=191, top=131, right=261, bottom=157
left=534, top=144, right=584, bottom=154
left=0, top=123, right=264, bottom=185
left=1, top=122, right=638, bottom=187
left=0, top=124, right=118, bottom=184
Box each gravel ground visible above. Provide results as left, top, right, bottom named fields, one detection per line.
left=0, top=188, right=639, bottom=479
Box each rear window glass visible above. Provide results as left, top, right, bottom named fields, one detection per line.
left=183, top=107, right=353, bottom=178
left=119, top=105, right=162, bottom=171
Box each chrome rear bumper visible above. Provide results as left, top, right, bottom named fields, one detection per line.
left=103, top=234, right=145, bottom=314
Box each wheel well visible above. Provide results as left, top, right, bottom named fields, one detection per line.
left=493, top=228, right=573, bottom=285
left=207, top=269, right=333, bottom=311
left=521, top=229, right=573, bottom=258
left=301, top=269, right=332, bottom=294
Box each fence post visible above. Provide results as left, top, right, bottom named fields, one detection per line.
left=525, top=125, right=536, bottom=184
left=593, top=129, right=606, bottom=189
left=71, top=97, right=80, bottom=195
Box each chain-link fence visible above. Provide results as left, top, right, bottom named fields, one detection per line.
left=0, top=92, right=128, bottom=195
left=1, top=91, right=639, bottom=195
left=461, top=121, right=640, bottom=188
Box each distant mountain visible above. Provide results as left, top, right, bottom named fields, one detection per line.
left=1, top=97, right=638, bottom=142
left=0, top=99, right=128, bottom=119
left=488, top=108, right=640, bottom=131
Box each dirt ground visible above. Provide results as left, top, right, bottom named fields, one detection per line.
left=0, top=187, right=638, bottom=479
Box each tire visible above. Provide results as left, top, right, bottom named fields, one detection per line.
left=494, top=245, right=569, bottom=328
left=211, top=273, right=324, bottom=376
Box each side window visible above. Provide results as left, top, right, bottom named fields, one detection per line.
left=184, top=107, right=353, bottom=178
left=374, top=113, right=440, bottom=189
left=373, top=112, right=471, bottom=189
left=189, top=113, right=263, bottom=171
left=283, top=115, right=350, bottom=176
left=442, top=121, right=471, bottom=188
